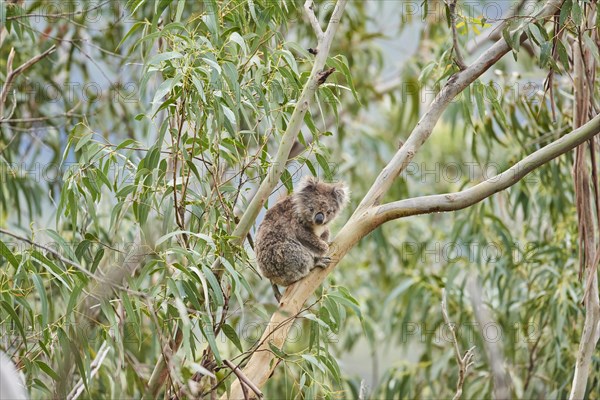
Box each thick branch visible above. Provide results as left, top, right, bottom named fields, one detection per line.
left=225, top=104, right=597, bottom=400
left=374, top=112, right=600, bottom=222
left=353, top=0, right=561, bottom=213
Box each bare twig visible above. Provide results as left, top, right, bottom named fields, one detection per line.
left=441, top=290, right=475, bottom=400
left=304, top=0, right=323, bottom=41
left=67, top=341, right=110, bottom=400
left=224, top=360, right=264, bottom=399
left=446, top=0, right=467, bottom=70
left=0, top=45, right=57, bottom=118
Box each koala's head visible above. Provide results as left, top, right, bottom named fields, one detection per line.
left=292, top=176, right=349, bottom=227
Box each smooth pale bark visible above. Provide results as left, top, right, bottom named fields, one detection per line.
left=375, top=113, right=600, bottom=222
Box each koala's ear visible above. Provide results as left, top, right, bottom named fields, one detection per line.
left=297, top=175, right=318, bottom=192
left=332, top=183, right=350, bottom=207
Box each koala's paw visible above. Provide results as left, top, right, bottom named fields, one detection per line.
left=314, top=256, right=331, bottom=268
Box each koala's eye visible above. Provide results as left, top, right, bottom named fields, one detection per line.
left=326, top=210, right=332, bottom=215
left=309, top=207, right=314, bottom=212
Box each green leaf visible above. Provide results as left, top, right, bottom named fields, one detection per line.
left=0, top=239, right=19, bottom=268
left=559, top=0, right=572, bottom=27
left=31, top=251, right=72, bottom=290
left=147, top=51, right=183, bottom=66
left=66, top=283, right=84, bottom=320
left=228, top=32, right=248, bottom=55
left=31, top=274, right=49, bottom=327
left=540, top=41, right=552, bottom=67
left=117, top=20, right=146, bottom=50
left=221, top=324, right=243, bottom=352
left=116, top=138, right=138, bottom=151
left=201, top=265, right=224, bottom=307
left=556, top=40, right=569, bottom=71
left=199, top=315, right=222, bottom=364
left=35, top=360, right=59, bottom=381
left=571, top=1, right=582, bottom=26
left=330, top=55, right=360, bottom=103
left=72, top=124, right=93, bottom=152
left=1, top=301, right=27, bottom=349
left=268, top=342, right=287, bottom=360
left=302, top=354, right=325, bottom=373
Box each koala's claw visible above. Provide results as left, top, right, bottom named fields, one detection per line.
left=314, top=256, right=331, bottom=268
left=272, top=283, right=282, bottom=302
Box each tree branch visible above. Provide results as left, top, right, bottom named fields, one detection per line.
left=67, top=341, right=110, bottom=400
left=0, top=45, right=57, bottom=119
left=304, top=0, right=323, bottom=41
left=353, top=0, right=562, bottom=214
left=374, top=112, right=600, bottom=222
left=441, top=290, right=475, bottom=400
left=446, top=0, right=467, bottom=70
left=568, top=8, right=600, bottom=396
left=224, top=360, right=263, bottom=399
left=219, top=2, right=348, bottom=399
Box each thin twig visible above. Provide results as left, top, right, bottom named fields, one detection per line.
left=0, top=102, right=83, bottom=124
left=66, top=341, right=110, bottom=400
left=0, top=45, right=57, bottom=118
left=441, top=289, right=475, bottom=400
left=6, top=1, right=111, bottom=21
left=446, top=0, right=467, bottom=70
left=224, top=360, right=264, bottom=399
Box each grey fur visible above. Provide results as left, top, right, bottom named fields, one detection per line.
left=255, top=176, right=349, bottom=299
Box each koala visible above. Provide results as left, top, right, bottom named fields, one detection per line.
left=255, top=176, right=349, bottom=301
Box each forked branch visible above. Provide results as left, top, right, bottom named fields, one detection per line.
left=441, top=290, right=475, bottom=400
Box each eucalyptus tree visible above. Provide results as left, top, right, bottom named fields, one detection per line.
left=0, top=1, right=598, bottom=399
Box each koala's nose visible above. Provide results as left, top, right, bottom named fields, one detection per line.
left=315, top=212, right=324, bottom=224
